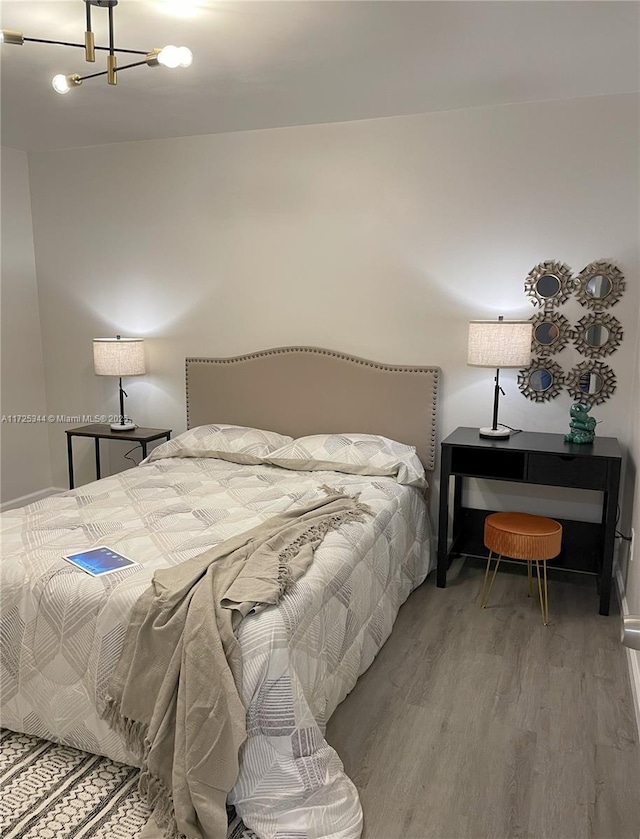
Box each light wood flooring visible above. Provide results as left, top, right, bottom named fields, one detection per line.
left=326, top=560, right=640, bottom=839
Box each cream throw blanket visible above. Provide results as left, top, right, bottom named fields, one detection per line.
left=102, top=487, right=371, bottom=839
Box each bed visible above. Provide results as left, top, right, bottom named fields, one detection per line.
left=1, top=347, right=440, bottom=839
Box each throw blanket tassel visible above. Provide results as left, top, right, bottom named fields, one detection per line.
left=139, top=769, right=176, bottom=837
left=101, top=702, right=148, bottom=758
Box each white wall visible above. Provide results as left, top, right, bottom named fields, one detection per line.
left=26, top=94, right=638, bottom=520
left=0, top=146, right=53, bottom=504
left=624, top=340, right=640, bottom=612
left=621, top=319, right=640, bottom=703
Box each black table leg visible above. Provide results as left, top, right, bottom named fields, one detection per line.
left=94, top=438, right=101, bottom=480
left=141, top=442, right=148, bottom=459
left=600, top=460, right=621, bottom=616
left=452, top=474, right=463, bottom=550
left=67, top=434, right=75, bottom=490
left=437, top=446, right=452, bottom=587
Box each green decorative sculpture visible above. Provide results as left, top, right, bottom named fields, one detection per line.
left=564, top=402, right=596, bottom=444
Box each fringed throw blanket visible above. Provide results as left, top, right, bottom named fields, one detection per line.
left=102, top=487, right=371, bottom=839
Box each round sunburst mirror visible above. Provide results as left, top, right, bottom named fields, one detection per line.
left=518, top=357, right=564, bottom=402
left=530, top=312, right=572, bottom=355
left=524, top=261, right=573, bottom=309
left=573, top=313, right=623, bottom=358
left=566, top=360, right=616, bottom=406
left=575, top=262, right=625, bottom=311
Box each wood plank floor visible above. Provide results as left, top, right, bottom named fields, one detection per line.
left=326, top=561, right=640, bottom=839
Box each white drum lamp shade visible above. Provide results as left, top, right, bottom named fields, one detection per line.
left=93, top=337, right=145, bottom=431
left=93, top=338, right=146, bottom=377
left=468, top=320, right=533, bottom=368
left=468, top=319, right=532, bottom=438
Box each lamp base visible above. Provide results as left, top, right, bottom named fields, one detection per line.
left=111, top=420, right=136, bottom=432
left=479, top=425, right=511, bottom=439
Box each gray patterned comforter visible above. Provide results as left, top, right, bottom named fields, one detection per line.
left=0, top=456, right=431, bottom=839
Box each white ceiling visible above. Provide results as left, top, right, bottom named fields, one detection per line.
left=1, top=0, right=638, bottom=152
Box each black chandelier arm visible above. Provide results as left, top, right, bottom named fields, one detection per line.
left=77, top=68, right=109, bottom=81
left=77, top=58, right=150, bottom=82
left=108, top=3, right=115, bottom=55
left=114, top=59, right=149, bottom=71
left=23, top=37, right=147, bottom=55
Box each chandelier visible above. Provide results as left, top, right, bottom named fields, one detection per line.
left=0, top=0, right=192, bottom=94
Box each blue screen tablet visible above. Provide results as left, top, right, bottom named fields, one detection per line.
left=63, top=546, right=138, bottom=576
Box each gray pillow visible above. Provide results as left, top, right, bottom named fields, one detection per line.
left=143, top=424, right=293, bottom=466
left=266, top=433, right=427, bottom=489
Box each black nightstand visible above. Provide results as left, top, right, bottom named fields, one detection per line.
left=437, top=427, right=622, bottom=615
left=66, top=424, right=171, bottom=490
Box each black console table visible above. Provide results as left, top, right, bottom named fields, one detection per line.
left=437, top=427, right=622, bottom=615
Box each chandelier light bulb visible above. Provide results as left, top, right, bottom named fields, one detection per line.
left=157, top=44, right=181, bottom=68
left=177, top=46, right=192, bottom=67
left=52, top=73, right=71, bottom=94
left=52, top=73, right=81, bottom=94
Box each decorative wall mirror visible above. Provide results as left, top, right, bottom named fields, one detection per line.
left=575, top=261, right=625, bottom=310
left=518, top=357, right=564, bottom=402
left=566, top=360, right=616, bottom=406
left=530, top=312, right=572, bottom=355
left=572, top=313, right=623, bottom=358
left=524, top=261, right=573, bottom=309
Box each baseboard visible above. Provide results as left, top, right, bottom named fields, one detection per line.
left=615, top=568, right=640, bottom=739
left=0, top=486, right=66, bottom=512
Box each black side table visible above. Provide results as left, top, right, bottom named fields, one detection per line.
left=66, top=424, right=172, bottom=489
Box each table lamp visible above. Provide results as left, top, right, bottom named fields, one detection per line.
left=468, top=316, right=532, bottom=439
left=93, top=336, right=146, bottom=431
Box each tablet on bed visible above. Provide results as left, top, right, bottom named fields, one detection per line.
left=63, top=546, right=138, bottom=576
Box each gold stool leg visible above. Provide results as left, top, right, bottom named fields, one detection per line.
left=527, top=560, right=532, bottom=597
left=543, top=560, right=549, bottom=625
left=535, top=559, right=549, bottom=626
left=481, top=551, right=502, bottom=609
left=480, top=550, right=493, bottom=607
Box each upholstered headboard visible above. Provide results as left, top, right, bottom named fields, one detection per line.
left=185, top=347, right=440, bottom=470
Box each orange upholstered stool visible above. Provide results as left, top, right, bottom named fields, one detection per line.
left=481, top=512, right=562, bottom=625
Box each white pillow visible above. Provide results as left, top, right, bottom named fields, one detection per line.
left=266, top=433, right=427, bottom=489
left=143, top=424, right=293, bottom=466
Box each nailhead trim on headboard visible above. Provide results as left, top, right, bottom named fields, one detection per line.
left=185, top=347, right=440, bottom=470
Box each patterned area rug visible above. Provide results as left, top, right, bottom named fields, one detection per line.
left=0, top=729, right=257, bottom=839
